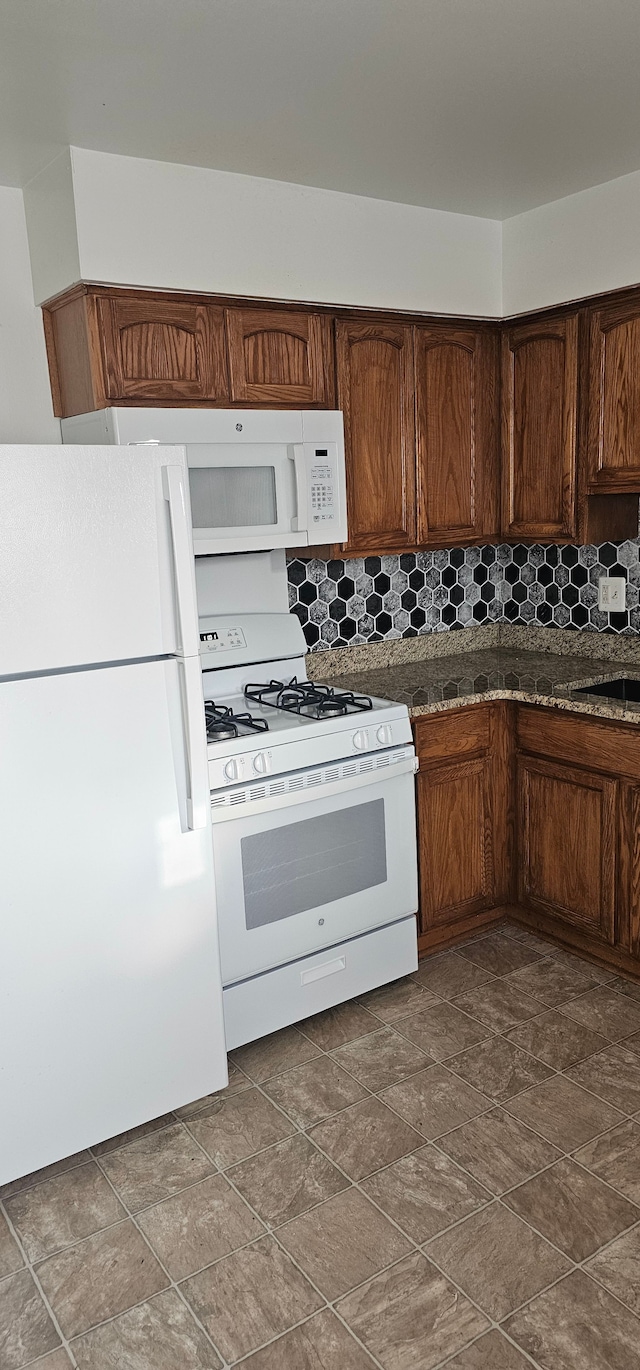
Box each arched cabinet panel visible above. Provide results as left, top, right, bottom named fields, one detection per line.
left=336, top=320, right=416, bottom=552
left=587, top=300, right=640, bottom=492
left=415, top=326, right=499, bottom=546
left=502, top=315, right=578, bottom=541
left=99, top=296, right=228, bottom=403
left=226, top=308, right=333, bottom=405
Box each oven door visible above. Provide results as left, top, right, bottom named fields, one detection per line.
left=211, top=751, right=418, bottom=984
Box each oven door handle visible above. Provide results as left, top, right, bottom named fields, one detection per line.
left=211, top=752, right=418, bottom=822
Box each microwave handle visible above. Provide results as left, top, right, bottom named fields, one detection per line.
left=290, top=444, right=309, bottom=533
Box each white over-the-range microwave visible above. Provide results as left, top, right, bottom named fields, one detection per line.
left=61, top=408, right=347, bottom=553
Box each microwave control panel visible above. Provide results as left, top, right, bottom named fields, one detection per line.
left=310, top=449, right=336, bottom=525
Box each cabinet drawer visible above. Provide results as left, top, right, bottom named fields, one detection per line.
left=413, top=705, right=491, bottom=765
left=517, top=705, right=640, bottom=780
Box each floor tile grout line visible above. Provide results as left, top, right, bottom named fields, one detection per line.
left=0, top=1195, right=80, bottom=1369
left=421, top=1191, right=581, bottom=1274
left=0, top=1154, right=99, bottom=1207
left=83, top=1054, right=405, bottom=1367
left=2, top=1035, right=630, bottom=1348
left=88, top=1148, right=233, bottom=1369
left=568, top=1147, right=640, bottom=1206
left=423, top=1235, right=578, bottom=1342
left=218, top=1055, right=515, bottom=1362
left=228, top=1305, right=385, bottom=1370
left=433, top=1325, right=544, bottom=1370
left=556, top=1065, right=640, bottom=1126
left=5, top=932, right=640, bottom=1367
left=231, top=1063, right=635, bottom=1370
left=206, top=1149, right=389, bottom=1369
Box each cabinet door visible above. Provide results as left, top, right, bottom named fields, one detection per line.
left=336, top=320, right=416, bottom=552
left=502, top=316, right=578, bottom=541
left=619, top=783, right=640, bottom=957
left=517, top=754, right=616, bottom=943
left=98, top=295, right=228, bottom=403
left=587, top=299, right=640, bottom=492
left=225, top=308, right=333, bottom=405
left=415, top=326, right=499, bottom=545
left=416, top=755, right=495, bottom=933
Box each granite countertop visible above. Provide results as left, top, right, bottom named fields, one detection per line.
left=307, top=624, right=640, bottom=724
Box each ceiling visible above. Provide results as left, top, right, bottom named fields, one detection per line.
left=2, top=0, right=640, bottom=218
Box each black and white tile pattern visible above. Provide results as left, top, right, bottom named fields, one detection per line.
left=287, top=541, right=640, bottom=651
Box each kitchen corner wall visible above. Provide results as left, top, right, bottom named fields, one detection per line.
left=0, top=186, right=60, bottom=442
left=288, top=541, right=640, bottom=651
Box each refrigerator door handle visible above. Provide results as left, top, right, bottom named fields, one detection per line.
left=162, top=465, right=209, bottom=831
left=162, top=464, right=199, bottom=658
left=181, top=655, right=210, bottom=831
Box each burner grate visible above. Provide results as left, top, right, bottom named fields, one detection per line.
left=244, top=677, right=373, bottom=720
left=204, top=702, right=269, bottom=742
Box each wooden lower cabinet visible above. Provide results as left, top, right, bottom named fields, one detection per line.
left=412, top=700, right=640, bottom=973
left=416, top=753, right=495, bottom=930
left=516, top=754, right=617, bottom=945
left=619, top=783, right=640, bottom=957
left=413, top=703, right=513, bottom=946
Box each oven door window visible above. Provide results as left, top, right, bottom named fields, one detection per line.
left=241, top=799, right=387, bottom=930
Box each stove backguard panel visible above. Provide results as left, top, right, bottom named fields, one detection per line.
left=287, top=541, right=640, bottom=651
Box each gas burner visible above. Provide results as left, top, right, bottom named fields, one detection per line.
left=204, top=702, right=269, bottom=742
left=244, top=677, right=374, bottom=720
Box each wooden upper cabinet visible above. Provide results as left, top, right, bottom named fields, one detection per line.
left=586, top=298, right=640, bottom=492
left=336, top=320, right=416, bottom=553
left=517, top=753, right=617, bottom=944
left=502, top=314, right=578, bottom=542
left=98, top=295, right=228, bottom=404
left=225, top=308, right=334, bottom=406
left=415, top=326, right=499, bottom=546
left=43, top=287, right=229, bottom=415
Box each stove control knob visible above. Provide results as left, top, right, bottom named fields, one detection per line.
left=224, top=758, right=244, bottom=783
left=376, top=724, right=392, bottom=747
left=352, top=728, right=369, bottom=751
left=252, top=751, right=272, bottom=775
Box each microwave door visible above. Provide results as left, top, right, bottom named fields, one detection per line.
left=187, top=443, right=297, bottom=553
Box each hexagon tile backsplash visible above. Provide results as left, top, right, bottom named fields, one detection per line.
left=287, top=540, right=640, bottom=651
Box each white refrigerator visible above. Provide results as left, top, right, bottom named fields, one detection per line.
left=0, top=445, right=227, bottom=1186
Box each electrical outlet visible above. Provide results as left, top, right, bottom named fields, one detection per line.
left=598, top=576, right=626, bottom=612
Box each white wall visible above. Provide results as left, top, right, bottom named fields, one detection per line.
left=25, top=147, right=503, bottom=317
left=503, top=168, right=640, bottom=315
left=22, top=150, right=81, bottom=308
left=0, top=186, right=60, bottom=442
left=19, top=145, right=640, bottom=335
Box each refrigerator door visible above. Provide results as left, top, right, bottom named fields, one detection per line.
left=0, top=657, right=227, bottom=1185
left=0, top=444, right=197, bottom=676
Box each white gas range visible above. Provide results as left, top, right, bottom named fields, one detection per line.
left=197, top=591, right=419, bottom=1050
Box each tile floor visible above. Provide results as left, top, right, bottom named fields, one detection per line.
left=4, top=925, right=640, bottom=1368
